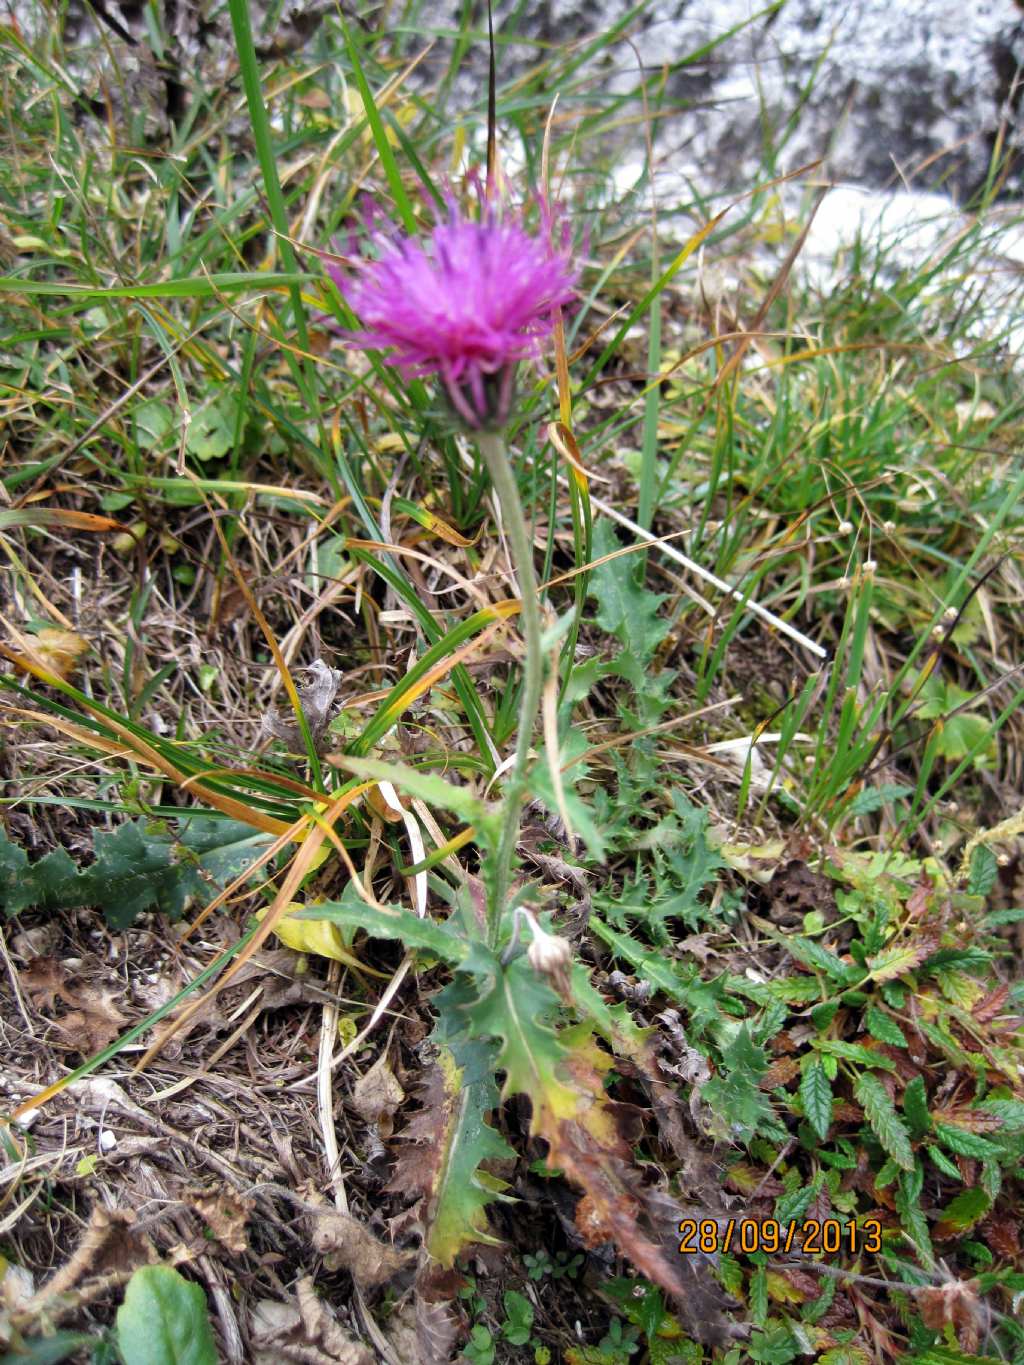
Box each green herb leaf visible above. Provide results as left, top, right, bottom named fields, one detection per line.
left=902, top=1076, right=933, bottom=1139
left=865, top=1005, right=907, bottom=1048
left=854, top=1072, right=915, bottom=1170
left=116, top=1265, right=218, bottom=1365
left=800, top=1060, right=833, bottom=1142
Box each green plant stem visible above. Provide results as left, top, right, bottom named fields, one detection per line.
left=478, top=431, right=543, bottom=946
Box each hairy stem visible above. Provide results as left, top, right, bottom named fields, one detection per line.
left=477, top=431, right=544, bottom=945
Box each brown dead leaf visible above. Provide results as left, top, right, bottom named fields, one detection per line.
left=761, top=1056, right=801, bottom=1088
left=917, top=1279, right=984, bottom=1353
left=33, top=628, right=90, bottom=680
left=972, top=984, right=1010, bottom=1022
left=20, top=960, right=129, bottom=1053
left=56, top=989, right=129, bottom=1054
left=850, top=1283, right=900, bottom=1359
left=250, top=1278, right=374, bottom=1364
left=20, top=957, right=68, bottom=1010
left=724, top=1164, right=783, bottom=1197
left=544, top=1042, right=739, bottom=1348
left=352, top=1051, right=405, bottom=1138
left=260, top=659, right=342, bottom=751
left=189, top=1187, right=254, bottom=1255
left=383, top=1052, right=513, bottom=1267
left=383, top=1289, right=461, bottom=1365
left=304, top=1190, right=412, bottom=1289
left=779, top=1267, right=820, bottom=1299
left=764, top=859, right=837, bottom=927
left=931, top=1106, right=1004, bottom=1133
left=148, top=947, right=311, bottom=1056
left=10, top=924, right=61, bottom=960
left=18, top=1207, right=158, bottom=1322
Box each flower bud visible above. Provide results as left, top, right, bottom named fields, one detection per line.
left=525, top=911, right=573, bottom=1002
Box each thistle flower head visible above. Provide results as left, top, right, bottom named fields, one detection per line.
left=328, top=196, right=578, bottom=430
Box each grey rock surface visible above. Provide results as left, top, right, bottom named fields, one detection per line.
left=603, top=0, right=1024, bottom=201
left=24, top=0, right=1024, bottom=201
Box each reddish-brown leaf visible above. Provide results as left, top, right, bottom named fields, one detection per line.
left=980, top=1215, right=1021, bottom=1258
left=972, top=985, right=1010, bottom=1023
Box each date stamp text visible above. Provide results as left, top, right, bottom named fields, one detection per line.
left=678, top=1218, right=882, bottom=1257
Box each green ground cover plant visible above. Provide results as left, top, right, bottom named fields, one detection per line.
left=1, top=1, right=1023, bottom=1361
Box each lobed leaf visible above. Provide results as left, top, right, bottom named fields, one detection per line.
left=0, top=818, right=272, bottom=929
left=385, top=1039, right=513, bottom=1265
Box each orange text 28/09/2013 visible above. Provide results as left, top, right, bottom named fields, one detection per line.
left=678, top=1218, right=883, bottom=1257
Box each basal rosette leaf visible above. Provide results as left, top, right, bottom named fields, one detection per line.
left=459, top=953, right=736, bottom=1346
left=463, top=952, right=581, bottom=1120
left=386, top=1036, right=514, bottom=1267
left=0, top=818, right=272, bottom=929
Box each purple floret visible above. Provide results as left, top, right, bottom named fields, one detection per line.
left=328, top=201, right=578, bottom=429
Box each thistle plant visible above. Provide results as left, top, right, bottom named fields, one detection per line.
left=329, top=194, right=578, bottom=942
left=314, top=188, right=735, bottom=1344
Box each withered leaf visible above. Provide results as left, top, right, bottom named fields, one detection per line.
left=56, top=989, right=129, bottom=1054
left=250, top=1278, right=373, bottom=1364
left=20, top=956, right=68, bottom=1011
left=352, top=1051, right=405, bottom=1137
left=189, top=1187, right=254, bottom=1255
left=917, top=1280, right=983, bottom=1353
left=261, top=660, right=343, bottom=751
left=544, top=1044, right=739, bottom=1347
left=307, top=1203, right=412, bottom=1289
left=385, top=1045, right=513, bottom=1267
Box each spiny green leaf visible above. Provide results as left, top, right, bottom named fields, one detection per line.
left=461, top=953, right=577, bottom=1114
left=589, top=519, right=670, bottom=665
left=570, top=966, right=654, bottom=1059
left=531, top=730, right=606, bottom=862
left=116, top=1265, right=217, bottom=1365
left=0, top=819, right=271, bottom=929
left=590, top=916, right=723, bottom=1034
left=800, top=1059, right=833, bottom=1142
left=854, top=1072, right=915, bottom=1171
left=702, top=1025, right=770, bottom=1143
left=299, top=883, right=467, bottom=962
left=385, top=1037, right=513, bottom=1266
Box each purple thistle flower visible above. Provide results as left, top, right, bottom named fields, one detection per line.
left=328, top=199, right=578, bottom=430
